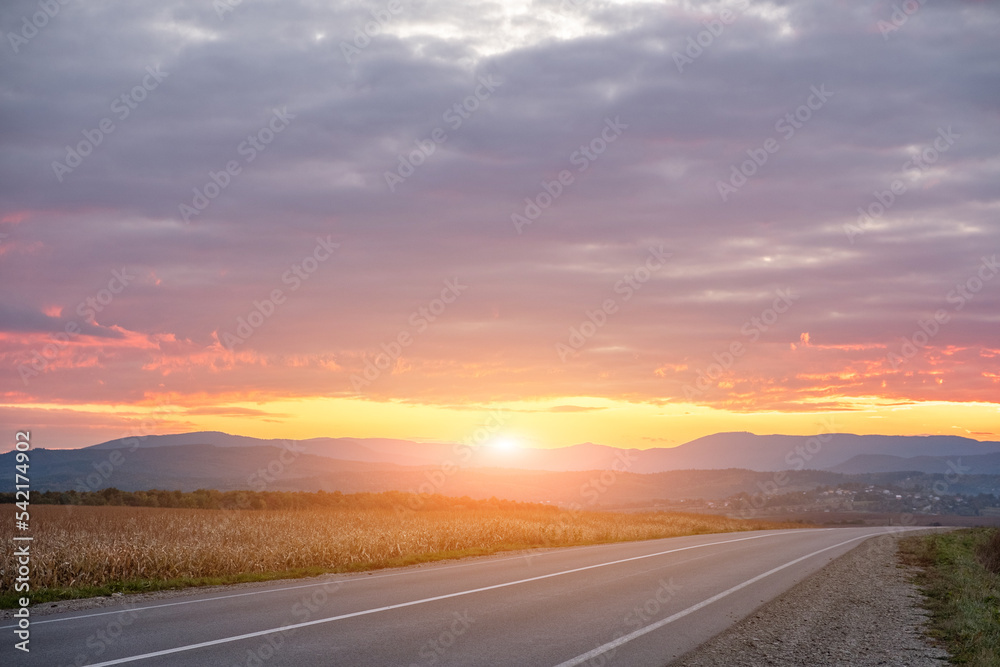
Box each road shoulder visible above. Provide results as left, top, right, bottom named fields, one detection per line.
left=671, top=530, right=951, bottom=667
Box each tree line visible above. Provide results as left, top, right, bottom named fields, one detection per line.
left=0, top=487, right=552, bottom=512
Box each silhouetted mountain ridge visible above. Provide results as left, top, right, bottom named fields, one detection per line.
left=6, top=444, right=1000, bottom=502
left=84, top=430, right=1000, bottom=473
left=829, top=451, right=1000, bottom=475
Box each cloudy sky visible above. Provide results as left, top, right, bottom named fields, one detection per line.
left=1, top=0, right=998, bottom=450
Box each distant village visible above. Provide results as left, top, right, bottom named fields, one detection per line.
left=723, top=484, right=1000, bottom=517
left=617, top=483, right=1000, bottom=519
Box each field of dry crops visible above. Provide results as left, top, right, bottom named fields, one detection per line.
left=0, top=503, right=802, bottom=594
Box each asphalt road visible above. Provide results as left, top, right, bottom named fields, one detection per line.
left=2, top=526, right=925, bottom=667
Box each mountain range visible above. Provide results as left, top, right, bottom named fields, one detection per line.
left=85, top=430, right=1000, bottom=474
left=5, top=430, right=999, bottom=502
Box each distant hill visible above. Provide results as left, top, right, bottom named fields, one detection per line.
left=7, top=445, right=404, bottom=493
left=84, top=430, right=1000, bottom=474
left=632, top=432, right=1000, bottom=472
left=0, top=443, right=842, bottom=501
left=828, top=451, right=1000, bottom=475
left=87, top=432, right=458, bottom=467
left=5, top=442, right=1000, bottom=503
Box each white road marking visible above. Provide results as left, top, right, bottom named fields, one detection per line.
left=83, top=531, right=796, bottom=666
left=552, top=529, right=914, bottom=667
left=3, top=528, right=810, bottom=629
left=0, top=541, right=581, bottom=628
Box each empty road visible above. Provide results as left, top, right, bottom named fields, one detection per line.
left=3, top=526, right=924, bottom=666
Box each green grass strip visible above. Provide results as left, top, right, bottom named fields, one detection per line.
left=900, top=527, right=1000, bottom=666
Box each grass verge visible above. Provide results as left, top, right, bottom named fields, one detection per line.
left=899, top=527, right=1000, bottom=666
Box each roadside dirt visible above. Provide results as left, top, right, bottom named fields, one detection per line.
left=671, top=530, right=951, bottom=666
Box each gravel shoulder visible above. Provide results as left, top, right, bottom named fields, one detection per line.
left=671, top=530, right=951, bottom=667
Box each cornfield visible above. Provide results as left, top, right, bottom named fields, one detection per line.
left=1, top=503, right=802, bottom=594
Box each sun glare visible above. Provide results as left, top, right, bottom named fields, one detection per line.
left=492, top=437, right=520, bottom=453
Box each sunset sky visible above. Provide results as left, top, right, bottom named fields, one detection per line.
left=1, top=0, right=998, bottom=450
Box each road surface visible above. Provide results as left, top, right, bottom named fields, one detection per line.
left=2, top=526, right=925, bottom=666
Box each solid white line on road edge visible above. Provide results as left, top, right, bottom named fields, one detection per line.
left=83, top=531, right=796, bottom=666
left=2, top=529, right=811, bottom=630
left=551, top=529, right=907, bottom=667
